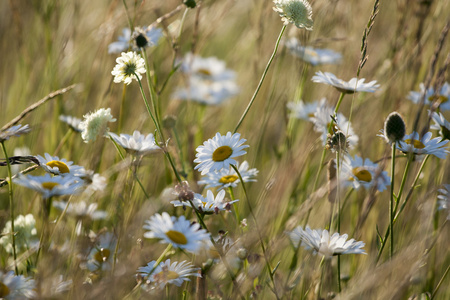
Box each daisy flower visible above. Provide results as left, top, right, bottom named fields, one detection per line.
left=109, top=131, right=161, bottom=156
left=137, top=259, right=200, bottom=290
left=285, top=38, right=341, bottom=65
left=179, top=53, right=236, bottom=82
left=198, top=161, right=258, bottom=190
left=171, top=189, right=239, bottom=214
left=79, top=108, right=116, bottom=143
left=143, top=212, right=210, bottom=253
left=0, top=124, right=31, bottom=143
left=53, top=200, right=107, bottom=220
left=111, top=51, right=146, bottom=85
left=273, top=0, right=313, bottom=30
left=0, top=271, right=36, bottom=299
left=397, top=131, right=449, bottom=159
left=340, top=155, right=390, bottom=192
left=311, top=102, right=358, bottom=149
left=287, top=226, right=366, bottom=257
left=108, top=26, right=163, bottom=54
left=194, top=132, right=249, bottom=175
left=430, top=111, right=450, bottom=140
left=408, top=82, right=450, bottom=111
left=287, top=98, right=326, bottom=121
left=437, top=184, right=450, bottom=220
left=312, top=71, right=380, bottom=93
left=59, top=115, right=82, bottom=132
left=85, top=232, right=116, bottom=272
left=13, top=173, right=84, bottom=199
left=172, top=76, right=239, bottom=105
left=0, top=214, right=38, bottom=254
left=36, top=153, right=86, bottom=176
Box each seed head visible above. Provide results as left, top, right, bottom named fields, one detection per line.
left=384, top=112, right=406, bottom=144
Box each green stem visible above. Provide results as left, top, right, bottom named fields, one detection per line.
left=336, top=152, right=341, bottom=292
left=233, top=25, right=286, bottom=133
left=1, top=142, right=18, bottom=275
left=389, top=143, right=396, bottom=259
left=431, top=263, right=450, bottom=300
left=118, top=84, right=127, bottom=133
left=228, top=187, right=241, bottom=231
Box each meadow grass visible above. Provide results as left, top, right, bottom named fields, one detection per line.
left=0, top=0, right=449, bottom=299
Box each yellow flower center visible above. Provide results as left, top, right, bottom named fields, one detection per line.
left=404, top=139, right=425, bottom=149
left=154, top=267, right=180, bottom=283
left=428, top=95, right=448, bottom=104
left=201, top=201, right=214, bottom=209
left=46, top=160, right=70, bottom=173
left=219, top=175, right=239, bottom=184
left=94, top=248, right=111, bottom=263
left=351, top=167, right=372, bottom=182
left=212, top=146, right=233, bottom=162
left=166, top=230, right=188, bottom=245
left=42, top=182, right=60, bottom=190
left=0, top=282, right=10, bottom=297
left=197, top=68, right=212, bottom=76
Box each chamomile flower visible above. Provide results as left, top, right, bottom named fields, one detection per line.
left=59, top=115, right=82, bottom=132
left=285, top=38, right=341, bottom=65
left=311, top=102, right=358, bottom=148
left=0, top=124, right=31, bottom=143
left=0, top=214, right=38, bottom=254
left=36, top=153, right=86, bottom=176
left=85, top=232, right=116, bottom=272
left=198, top=161, right=258, bottom=190
left=408, top=82, right=450, bottom=111
left=171, top=189, right=239, bottom=214
left=194, top=132, right=249, bottom=175
left=179, top=53, right=236, bottom=82
left=0, top=271, right=36, bottom=299
left=108, top=26, right=163, bottom=54
left=397, top=132, right=449, bottom=159
left=111, top=51, right=146, bottom=85
left=143, top=212, right=210, bottom=253
left=287, top=98, right=326, bottom=121
left=13, top=173, right=84, bottom=199
left=53, top=201, right=107, bottom=220
left=79, top=108, right=116, bottom=143
left=109, top=131, right=161, bottom=156
left=287, top=226, right=366, bottom=257
left=273, top=0, right=313, bottom=30
left=437, top=184, right=450, bottom=220
left=312, top=71, right=380, bottom=93
left=430, top=111, right=450, bottom=140
left=340, top=155, right=390, bottom=192
left=172, top=76, right=239, bottom=105
left=137, top=259, right=200, bottom=290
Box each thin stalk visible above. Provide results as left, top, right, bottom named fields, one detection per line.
left=228, top=187, right=241, bottom=231
left=335, top=151, right=342, bottom=292
left=53, top=129, right=73, bottom=156
left=1, top=142, right=18, bottom=275
left=431, top=263, right=450, bottom=300
left=389, top=143, right=396, bottom=259
left=118, top=84, right=127, bottom=133
left=231, top=164, right=280, bottom=300
left=233, top=25, right=286, bottom=133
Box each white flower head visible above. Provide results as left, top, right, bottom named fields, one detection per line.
left=286, top=38, right=341, bottom=65
left=312, top=71, right=380, bottom=93
left=430, top=111, right=450, bottom=140
left=143, top=212, right=210, bottom=253
left=108, top=26, right=163, bottom=54
left=79, top=108, right=116, bottom=143
left=53, top=200, right=107, bottom=220
left=59, top=115, right=82, bottom=132
left=13, top=173, right=84, bottom=199
left=111, top=51, right=146, bottom=85
left=340, top=155, right=390, bottom=192
left=408, top=82, right=450, bottom=111
left=273, top=0, right=313, bottom=30
left=311, top=101, right=358, bottom=149
left=287, top=226, right=366, bottom=257
left=172, top=76, right=239, bottom=106
left=137, top=259, right=200, bottom=290
left=171, top=189, right=239, bottom=214
left=0, top=124, right=31, bottom=143
left=287, top=98, right=326, bottom=121
left=36, top=153, right=86, bottom=176
left=198, top=161, right=258, bottom=190
left=397, top=131, right=449, bottom=159
left=0, top=214, right=38, bottom=254
left=109, top=131, right=161, bottom=156
left=85, top=232, right=116, bottom=272
left=194, top=132, right=249, bottom=175
left=179, top=53, right=236, bottom=82
left=0, top=271, right=36, bottom=299
left=437, top=184, right=450, bottom=220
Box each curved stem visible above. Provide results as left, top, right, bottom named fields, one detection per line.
left=233, top=25, right=286, bottom=133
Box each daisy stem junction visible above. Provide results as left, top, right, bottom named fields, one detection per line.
left=233, top=25, right=286, bottom=134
